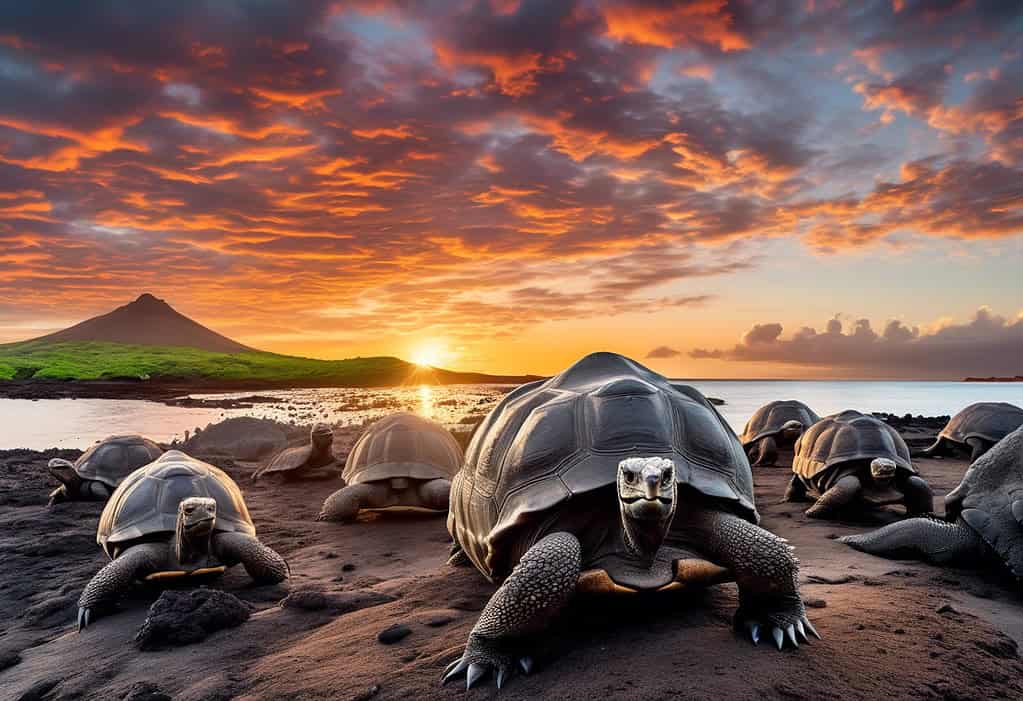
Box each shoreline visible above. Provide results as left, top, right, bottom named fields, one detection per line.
left=0, top=374, right=536, bottom=404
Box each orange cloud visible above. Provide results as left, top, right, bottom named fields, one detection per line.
left=602, top=0, right=749, bottom=51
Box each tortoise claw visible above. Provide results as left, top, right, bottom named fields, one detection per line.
left=466, top=663, right=486, bottom=690
left=803, top=616, right=821, bottom=640
left=745, top=621, right=760, bottom=645
left=77, top=607, right=91, bottom=632
left=772, top=626, right=784, bottom=650
left=519, top=656, right=534, bottom=675
left=441, top=658, right=468, bottom=684
left=786, top=624, right=799, bottom=648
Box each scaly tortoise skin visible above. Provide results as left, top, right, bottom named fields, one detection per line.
left=444, top=352, right=816, bottom=690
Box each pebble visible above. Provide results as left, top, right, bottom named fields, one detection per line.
left=378, top=624, right=412, bottom=644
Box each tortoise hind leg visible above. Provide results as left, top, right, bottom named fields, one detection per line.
left=444, top=532, right=581, bottom=690
left=418, top=478, right=451, bottom=511
left=913, top=437, right=946, bottom=459
left=77, top=543, right=168, bottom=631
left=839, top=516, right=987, bottom=566
left=82, top=481, right=112, bottom=501
left=317, top=483, right=390, bottom=522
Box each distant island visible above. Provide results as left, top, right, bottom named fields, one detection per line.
left=963, top=376, right=1023, bottom=382
left=0, top=294, right=538, bottom=399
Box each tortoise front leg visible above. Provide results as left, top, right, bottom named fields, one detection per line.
left=48, top=485, right=69, bottom=506
left=751, top=436, right=779, bottom=467
left=212, top=532, right=289, bottom=583
left=805, top=475, right=861, bottom=519
left=317, top=482, right=391, bottom=522
left=443, top=531, right=581, bottom=690
left=965, top=437, right=990, bottom=463
left=896, top=473, right=934, bottom=515
left=680, top=507, right=817, bottom=650
left=77, top=543, right=168, bottom=631
left=783, top=475, right=810, bottom=502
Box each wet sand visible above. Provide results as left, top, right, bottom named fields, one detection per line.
left=1, top=431, right=1021, bottom=700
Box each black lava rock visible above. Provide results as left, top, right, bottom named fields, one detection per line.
left=134, top=589, right=251, bottom=650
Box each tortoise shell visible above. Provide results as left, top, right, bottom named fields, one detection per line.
left=944, top=424, right=1023, bottom=577
left=939, top=402, right=1023, bottom=446
left=342, top=413, right=462, bottom=485
left=72, top=435, right=164, bottom=488
left=740, top=401, right=820, bottom=447
left=448, top=352, right=755, bottom=579
left=97, top=451, right=255, bottom=559
left=793, top=410, right=913, bottom=480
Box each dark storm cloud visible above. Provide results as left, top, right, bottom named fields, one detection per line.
left=691, top=309, right=1023, bottom=378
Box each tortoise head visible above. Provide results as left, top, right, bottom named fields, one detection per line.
left=174, top=497, right=217, bottom=562
left=311, top=423, right=334, bottom=449
left=617, top=457, right=677, bottom=562
left=780, top=420, right=803, bottom=442
left=47, top=457, right=80, bottom=489
left=870, top=458, right=897, bottom=486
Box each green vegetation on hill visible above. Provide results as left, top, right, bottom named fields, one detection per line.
left=0, top=341, right=416, bottom=384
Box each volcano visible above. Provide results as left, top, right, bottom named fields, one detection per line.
left=28, top=294, right=254, bottom=354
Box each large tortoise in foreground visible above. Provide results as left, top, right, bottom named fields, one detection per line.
left=740, top=400, right=820, bottom=466
left=444, top=352, right=816, bottom=689
left=842, top=424, right=1023, bottom=580
left=916, top=402, right=1023, bottom=462
left=319, top=413, right=461, bottom=521
left=48, top=435, right=163, bottom=505
left=77, top=451, right=289, bottom=630
left=785, top=410, right=933, bottom=519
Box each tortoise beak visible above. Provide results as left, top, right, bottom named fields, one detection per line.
left=644, top=474, right=660, bottom=500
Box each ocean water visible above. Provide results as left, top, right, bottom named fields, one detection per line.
left=1, top=381, right=1022, bottom=450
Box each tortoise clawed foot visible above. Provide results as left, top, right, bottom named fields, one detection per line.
left=441, top=635, right=529, bottom=690
left=735, top=596, right=818, bottom=651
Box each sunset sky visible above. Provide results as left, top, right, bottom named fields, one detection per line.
left=0, top=1, right=1021, bottom=379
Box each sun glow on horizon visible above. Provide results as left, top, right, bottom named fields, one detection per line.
left=410, top=341, right=446, bottom=368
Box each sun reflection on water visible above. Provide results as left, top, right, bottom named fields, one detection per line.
left=418, top=384, right=434, bottom=419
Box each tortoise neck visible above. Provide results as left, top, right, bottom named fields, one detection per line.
left=174, top=514, right=213, bottom=564
left=620, top=508, right=674, bottom=566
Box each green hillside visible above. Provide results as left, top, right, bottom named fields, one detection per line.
left=0, top=341, right=418, bottom=384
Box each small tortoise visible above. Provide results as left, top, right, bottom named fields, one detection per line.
left=740, top=401, right=821, bottom=467
left=916, top=402, right=1023, bottom=462
left=444, top=352, right=815, bottom=689
left=842, top=424, right=1023, bottom=579
left=252, top=423, right=336, bottom=481
left=318, top=412, right=461, bottom=521
left=785, top=410, right=933, bottom=519
left=77, top=450, right=289, bottom=630
left=48, top=435, right=163, bottom=505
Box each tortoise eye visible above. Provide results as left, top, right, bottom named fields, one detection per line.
left=623, top=470, right=636, bottom=484
left=662, top=470, right=673, bottom=484
left=184, top=505, right=194, bottom=513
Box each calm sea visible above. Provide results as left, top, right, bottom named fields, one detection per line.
left=1, top=381, right=1022, bottom=450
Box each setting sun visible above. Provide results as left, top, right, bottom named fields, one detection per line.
left=410, top=342, right=444, bottom=368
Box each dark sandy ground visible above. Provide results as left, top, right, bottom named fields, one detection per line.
left=1, top=424, right=1021, bottom=701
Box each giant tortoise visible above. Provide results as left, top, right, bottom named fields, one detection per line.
left=916, top=402, right=1023, bottom=462
left=740, top=400, right=820, bottom=466
left=443, top=352, right=816, bottom=689
left=785, top=410, right=933, bottom=519
left=318, top=412, right=461, bottom=521
left=76, top=450, right=289, bottom=630
left=252, top=423, right=337, bottom=481
left=842, top=424, right=1023, bottom=580
left=48, top=435, right=163, bottom=505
